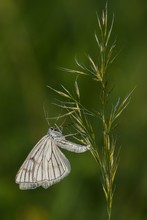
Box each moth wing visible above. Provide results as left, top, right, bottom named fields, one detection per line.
left=16, top=135, right=71, bottom=190
left=15, top=135, right=49, bottom=189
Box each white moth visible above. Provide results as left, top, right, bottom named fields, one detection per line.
left=16, top=127, right=90, bottom=190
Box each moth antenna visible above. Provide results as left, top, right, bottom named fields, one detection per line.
left=43, top=103, right=50, bottom=126
left=55, top=123, right=62, bottom=133
left=59, top=118, right=67, bottom=132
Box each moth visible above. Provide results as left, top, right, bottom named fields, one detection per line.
left=15, top=127, right=90, bottom=190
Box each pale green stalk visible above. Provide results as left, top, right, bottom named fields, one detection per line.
left=48, top=4, right=133, bottom=220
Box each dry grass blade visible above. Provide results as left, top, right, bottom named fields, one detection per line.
left=47, top=85, right=72, bottom=99
left=59, top=66, right=88, bottom=76
left=95, top=32, right=100, bottom=48
left=105, top=14, right=114, bottom=47
left=74, top=80, right=80, bottom=98
left=48, top=5, right=133, bottom=220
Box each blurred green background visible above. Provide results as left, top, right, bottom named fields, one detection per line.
left=0, top=0, right=147, bottom=219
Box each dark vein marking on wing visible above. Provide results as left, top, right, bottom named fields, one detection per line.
left=34, top=138, right=48, bottom=182
left=25, top=139, right=46, bottom=182
left=17, top=136, right=49, bottom=183
left=16, top=135, right=70, bottom=185
left=50, top=141, right=66, bottom=180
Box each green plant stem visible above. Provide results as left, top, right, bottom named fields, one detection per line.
left=48, top=5, right=133, bottom=220
left=101, top=80, right=112, bottom=220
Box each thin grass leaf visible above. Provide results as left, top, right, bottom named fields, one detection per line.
left=95, top=32, right=100, bottom=48
left=113, top=98, right=120, bottom=115
left=90, top=147, right=102, bottom=166
left=75, top=57, right=87, bottom=71
left=52, top=102, right=79, bottom=111
left=81, top=59, right=98, bottom=76
left=61, top=84, right=73, bottom=98
left=87, top=55, right=98, bottom=73
left=106, top=42, right=116, bottom=66
left=102, top=10, right=105, bottom=26
left=96, top=12, right=103, bottom=40
left=114, top=100, right=130, bottom=120
left=47, top=85, right=72, bottom=99
left=47, top=110, right=75, bottom=120
left=102, top=184, right=108, bottom=200
left=87, top=55, right=102, bottom=81
left=54, top=99, right=77, bottom=106
left=74, top=80, right=80, bottom=98
left=59, top=67, right=88, bottom=76
left=109, top=47, right=122, bottom=65
left=104, top=3, right=108, bottom=37
left=114, top=88, right=135, bottom=119
left=105, top=14, right=114, bottom=47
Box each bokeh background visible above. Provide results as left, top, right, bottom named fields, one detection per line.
left=0, top=0, right=147, bottom=219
